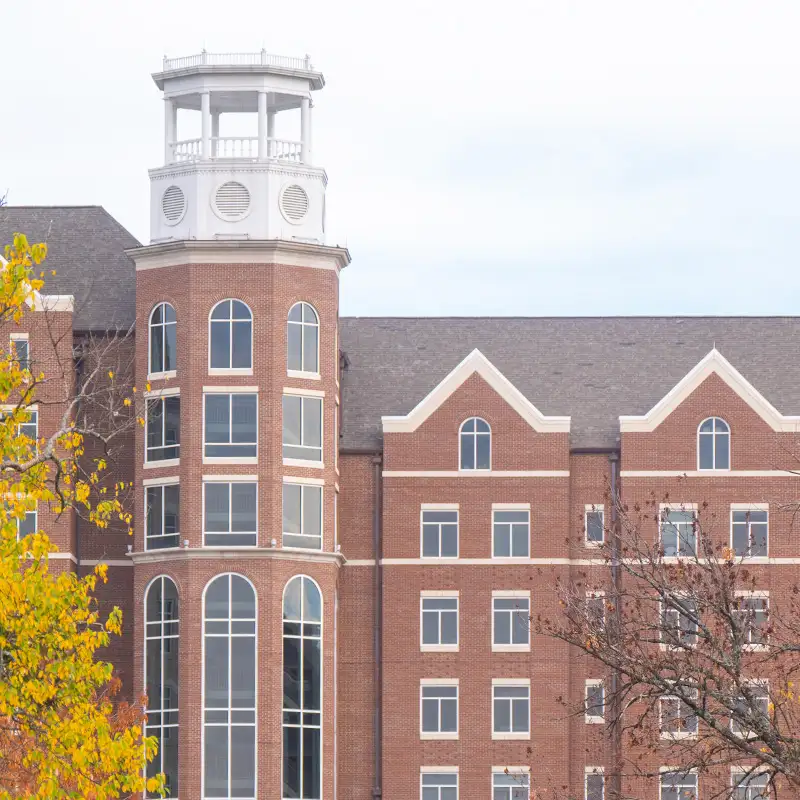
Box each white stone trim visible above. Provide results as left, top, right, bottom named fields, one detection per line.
left=381, top=349, right=570, bottom=434
left=283, top=386, right=325, bottom=398
left=203, top=457, right=258, bottom=465
left=421, top=502, right=459, bottom=510
left=143, top=458, right=180, bottom=470
left=620, top=348, right=800, bottom=433
left=208, top=367, right=253, bottom=377
left=492, top=677, right=530, bottom=686
left=283, top=458, right=324, bottom=469
left=492, top=502, right=531, bottom=510
left=144, top=386, right=180, bottom=398
left=730, top=502, right=770, bottom=510
left=492, top=766, right=530, bottom=773
left=81, top=559, right=133, bottom=567
left=659, top=503, right=698, bottom=511
left=492, top=589, right=531, bottom=598
left=283, top=475, right=325, bottom=486
left=734, top=589, right=770, bottom=598
left=287, top=370, right=321, bottom=381
left=147, top=370, right=177, bottom=381
left=421, top=766, right=459, bottom=773
left=143, top=475, right=180, bottom=487
left=31, top=293, right=74, bottom=312
left=383, top=470, right=569, bottom=478
left=130, top=547, right=344, bottom=565
left=202, top=385, right=259, bottom=393
left=622, top=470, right=800, bottom=477
left=203, top=474, right=258, bottom=482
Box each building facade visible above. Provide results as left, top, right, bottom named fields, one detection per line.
left=2, top=51, right=800, bottom=800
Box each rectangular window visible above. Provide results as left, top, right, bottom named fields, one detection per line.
left=586, top=592, right=606, bottom=630
left=282, top=482, right=322, bottom=550
left=732, top=509, right=768, bottom=558
left=421, top=594, right=459, bottom=650
left=662, top=596, right=699, bottom=649
left=492, top=509, right=530, bottom=558
left=585, top=771, right=605, bottom=800
left=421, top=771, right=458, bottom=800
left=733, top=771, right=769, bottom=800
left=421, top=509, right=458, bottom=558
left=585, top=680, right=604, bottom=723
left=492, top=682, right=530, bottom=738
left=11, top=335, right=29, bottom=371
left=146, top=396, right=180, bottom=462
left=731, top=683, right=770, bottom=738
left=585, top=505, right=604, bottom=545
left=18, top=408, right=38, bottom=442
left=735, top=595, right=769, bottom=648
left=17, top=506, right=37, bottom=539
left=145, top=484, right=180, bottom=550
left=492, top=772, right=529, bottom=800
left=420, top=683, right=458, bottom=738
left=203, top=481, right=257, bottom=546
left=492, top=594, right=530, bottom=650
left=660, top=692, right=698, bottom=738
left=204, top=393, right=257, bottom=459
left=282, top=394, right=322, bottom=462
left=660, top=771, right=697, bottom=800
left=660, top=508, right=697, bottom=557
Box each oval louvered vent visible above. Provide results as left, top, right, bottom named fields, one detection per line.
left=161, top=186, right=185, bottom=223
left=280, top=184, right=309, bottom=223
left=214, top=181, right=251, bottom=219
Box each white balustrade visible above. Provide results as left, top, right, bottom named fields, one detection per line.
left=173, top=138, right=202, bottom=162
left=267, top=139, right=302, bottom=162
left=213, top=137, right=258, bottom=159
left=162, top=51, right=312, bottom=72
left=169, top=137, right=302, bottom=163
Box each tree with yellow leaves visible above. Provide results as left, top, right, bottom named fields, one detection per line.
left=0, top=233, right=162, bottom=798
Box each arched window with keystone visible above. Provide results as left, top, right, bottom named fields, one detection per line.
left=459, top=417, right=491, bottom=471
left=697, top=417, right=730, bottom=470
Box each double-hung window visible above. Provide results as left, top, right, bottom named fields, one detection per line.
left=421, top=507, right=458, bottom=558
left=492, top=771, right=529, bottom=800
left=492, top=680, right=530, bottom=739
left=17, top=504, right=37, bottom=539
left=731, top=507, right=768, bottom=558
left=421, top=771, right=458, bottom=800
left=585, top=505, right=604, bottom=545
left=585, top=680, right=604, bottom=723
left=662, top=595, right=699, bottom=649
left=492, top=592, right=530, bottom=651
left=282, top=482, right=322, bottom=550
left=660, top=771, right=697, bottom=800
left=731, top=682, right=770, bottom=738
left=492, top=507, right=529, bottom=558
left=733, top=770, right=769, bottom=799
left=660, top=506, right=697, bottom=558
left=282, top=393, right=322, bottom=463
left=203, top=480, right=257, bottom=547
left=734, top=593, right=769, bottom=649
left=421, top=593, right=459, bottom=651
left=660, top=690, right=698, bottom=738
left=10, top=334, right=29, bottom=371
left=204, top=392, right=257, bottom=459
left=585, top=770, right=605, bottom=800
left=146, top=396, right=180, bottom=462
left=420, top=681, right=458, bottom=739
left=145, top=482, right=180, bottom=550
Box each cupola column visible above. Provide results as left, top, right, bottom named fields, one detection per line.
left=257, top=91, right=268, bottom=160
left=211, top=111, right=220, bottom=157
left=200, top=90, right=211, bottom=158
left=163, top=98, right=176, bottom=164
left=267, top=108, right=276, bottom=157
left=301, top=96, right=311, bottom=163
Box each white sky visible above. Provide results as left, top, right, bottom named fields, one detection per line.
left=4, top=1, right=800, bottom=316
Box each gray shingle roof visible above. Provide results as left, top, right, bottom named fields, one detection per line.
left=339, top=316, right=800, bottom=450
left=0, top=206, right=139, bottom=331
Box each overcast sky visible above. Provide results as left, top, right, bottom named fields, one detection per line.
left=3, top=1, right=800, bottom=316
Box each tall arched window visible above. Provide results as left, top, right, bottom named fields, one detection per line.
left=287, top=302, right=319, bottom=375
left=459, top=417, right=491, bottom=471
left=698, top=417, right=730, bottom=470
left=149, top=303, right=177, bottom=375
left=203, top=574, right=257, bottom=800
left=209, top=300, right=253, bottom=370
left=145, top=576, right=180, bottom=798
left=283, top=575, right=322, bottom=800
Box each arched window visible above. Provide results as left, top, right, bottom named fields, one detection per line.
left=145, top=576, right=179, bottom=799
left=698, top=417, right=730, bottom=470
left=459, top=417, right=491, bottom=471
left=149, top=303, right=177, bottom=375
left=282, top=575, right=322, bottom=800
left=287, top=302, right=320, bottom=375
left=203, top=574, right=257, bottom=800
left=209, top=300, right=253, bottom=370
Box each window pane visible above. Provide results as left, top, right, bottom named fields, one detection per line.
left=204, top=637, right=229, bottom=708
left=282, top=725, right=301, bottom=799
left=494, top=609, right=511, bottom=644
left=422, top=525, right=440, bottom=557
left=147, top=487, right=163, bottom=540
left=210, top=320, right=231, bottom=368
left=205, top=395, right=230, bottom=443
left=698, top=433, right=714, bottom=469
left=303, top=486, right=322, bottom=536
left=511, top=523, right=529, bottom=556
left=211, top=300, right=230, bottom=320
left=303, top=638, right=322, bottom=710
left=422, top=611, right=439, bottom=645
left=303, top=398, right=322, bottom=448
left=231, top=636, right=256, bottom=708
left=231, top=320, right=252, bottom=368
left=494, top=526, right=510, bottom=557
left=476, top=433, right=491, bottom=469
left=302, top=726, right=321, bottom=799
left=440, top=698, right=457, bottom=732
left=441, top=525, right=458, bottom=557
left=287, top=323, right=302, bottom=371
left=494, top=698, right=510, bottom=731
left=231, top=395, right=257, bottom=443
left=230, top=725, right=255, bottom=797
left=460, top=432, right=474, bottom=470
left=231, top=483, right=257, bottom=532
left=164, top=322, right=176, bottom=371
left=586, top=511, right=604, bottom=543
left=303, top=580, right=322, bottom=623
left=151, top=325, right=164, bottom=373
left=303, top=324, right=319, bottom=374
left=512, top=697, right=528, bottom=731
left=441, top=610, right=458, bottom=644
left=283, top=395, right=301, bottom=446
left=205, top=484, right=230, bottom=532
left=715, top=432, right=730, bottom=469
left=422, top=699, right=439, bottom=731
left=283, top=484, right=301, bottom=534
left=204, top=724, right=228, bottom=797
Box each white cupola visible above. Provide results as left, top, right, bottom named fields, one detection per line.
left=148, top=51, right=327, bottom=244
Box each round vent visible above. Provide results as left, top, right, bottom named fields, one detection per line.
left=280, top=184, right=309, bottom=223
left=161, top=186, right=185, bottom=224
left=214, top=181, right=251, bottom=219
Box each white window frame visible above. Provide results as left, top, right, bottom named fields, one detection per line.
left=734, top=591, right=770, bottom=651
left=659, top=689, right=699, bottom=740
left=148, top=302, right=177, bottom=379
left=586, top=590, right=606, bottom=630
left=16, top=503, right=37, bottom=540
left=491, top=678, right=531, bottom=740
left=660, top=593, right=700, bottom=651
left=585, top=504, right=605, bottom=547
left=282, top=391, right=324, bottom=468
left=420, top=679, right=459, bottom=740
left=731, top=767, right=769, bottom=799
left=208, top=298, right=253, bottom=375
left=10, top=332, right=29, bottom=372
left=144, top=478, right=180, bottom=551
left=659, top=769, right=698, bottom=800
left=202, top=388, right=258, bottom=465
left=731, top=679, right=770, bottom=739
left=420, top=591, right=459, bottom=653
left=282, top=480, right=323, bottom=551
left=491, top=590, right=531, bottom=652
left=286, top=301, right=320, bottom=378
left=584, top=679, right=605, bottom=724
left=144, top=394, right=180, bottom=467
left=458, top=417, right=491, bottom=472
left=420, top=768, right=459, bottom=800
left=585, top=768, right=605, bottom=800
left=491, top=768, right=530, bottom=800
left=202, top=478, right=258, bottom=548
left=420, top=504, right=459, bottom=560
left=697, top=416, right=731, bottom=471
left=659, top=504, right=699, bottom=559
left=730, top=504, right=769, bottom=560
left=491, top=505, right=530, bottom=559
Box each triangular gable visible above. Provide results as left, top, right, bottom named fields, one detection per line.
left=619, top=348, right=800, bottom=433
left=381, top=348, right=570, bottom=434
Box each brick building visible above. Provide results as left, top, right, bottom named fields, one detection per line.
left=2, top=51, right=800, bottom=800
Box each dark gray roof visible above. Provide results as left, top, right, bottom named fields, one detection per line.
left=0, top=206, right=139, bottom=331
left=339, top=316, right=800, bottom=450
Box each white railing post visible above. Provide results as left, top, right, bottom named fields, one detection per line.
left=201, top=91, right=211, bottom=159
left=257, top=92, right=267, bottom=161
